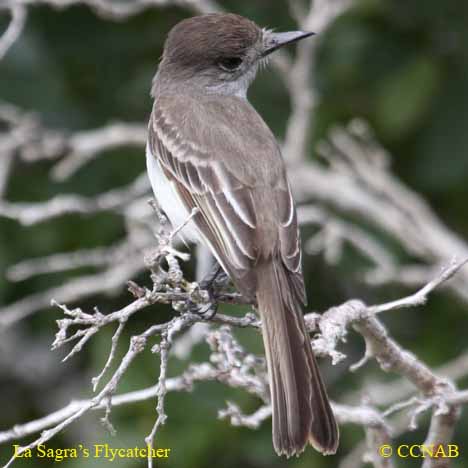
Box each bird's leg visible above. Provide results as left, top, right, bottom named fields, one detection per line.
left=199, top=262, right=223, bottom=290
left=200, top=262, right=230, bottom=291
left=198, top=261, right=230, bottom=318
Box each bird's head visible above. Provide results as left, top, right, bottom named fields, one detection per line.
left=155, top=13, right=314, bottom=97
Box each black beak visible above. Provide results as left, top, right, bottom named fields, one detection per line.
left=261, top=30, right=315, bottom=57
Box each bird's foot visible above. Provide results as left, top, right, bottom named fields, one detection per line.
left=197, top=263, right=230, bottom=319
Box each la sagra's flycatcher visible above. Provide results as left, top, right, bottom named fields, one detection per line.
left=146, top=13, right=339, bottom=457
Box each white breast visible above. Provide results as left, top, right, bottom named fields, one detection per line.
left=146, top=144, right=200, bottom=243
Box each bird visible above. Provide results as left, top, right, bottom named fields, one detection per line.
left=146, top=12, right=339, bottom=457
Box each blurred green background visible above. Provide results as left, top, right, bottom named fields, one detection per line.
left=1, top=0, right=468, bottom=466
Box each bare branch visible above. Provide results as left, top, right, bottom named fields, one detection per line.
left=0, top=173, right=149, bottom=225
left=6, top=241, right=137, bottom=281
left=298, top=121, right=468, bottom=303
left=5, top=0, right=221, bottom=21
left=51, top=123, right=147, bottom=181
left=1, top=253, right=466, bottom=468
left=368, top=258, right=468, bottom=314
left=0, top=258, right=144, bottom=329
left=0, top=3, right=26, bottom=61
left=91, top=321, right=126, bottom=391
left=282, top=0, right=353, bottom=164
left=145, top=332, right=169, bottom=468
left=422, top=405, right=461, bottom=468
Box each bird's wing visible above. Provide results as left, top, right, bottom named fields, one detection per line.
left=148, top=94, right=305, bottom=302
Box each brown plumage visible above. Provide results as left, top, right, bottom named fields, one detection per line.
left=147, top=13, right=339, bottom=457
left=164, top=14, right=260, bottom=70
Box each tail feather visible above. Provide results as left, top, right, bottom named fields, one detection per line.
left=256, top=260, right=339, bottom=457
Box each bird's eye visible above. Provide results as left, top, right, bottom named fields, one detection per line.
left=218, top=57, right=243, bottom=72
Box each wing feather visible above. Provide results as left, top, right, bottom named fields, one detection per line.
left=149, top=105, right=258, bottom=297
left=149, top=95, right=305, bottom=303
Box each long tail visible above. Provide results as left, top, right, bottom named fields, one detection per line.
left=256, top=260, right=339, bottom=457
